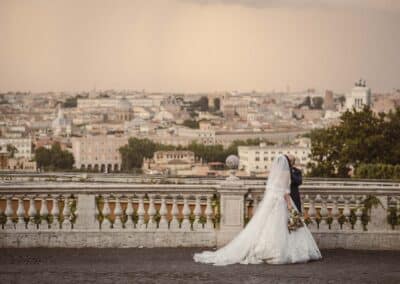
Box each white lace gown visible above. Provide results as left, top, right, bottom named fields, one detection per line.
left=193, top=155, right=322, bottom=266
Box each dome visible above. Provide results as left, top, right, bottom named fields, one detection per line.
left=116, top=97, right=132, bottom=111
left=52, top=106, right=70, bottom=128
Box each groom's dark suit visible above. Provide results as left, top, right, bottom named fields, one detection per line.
left=284, top=155, right=303, bottom=213
left=289, top=167, right=303, bottom=213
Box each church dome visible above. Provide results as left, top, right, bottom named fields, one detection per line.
left=52, top=106, right=70, bottom=128
left=116, top=97, right=132, bottom=111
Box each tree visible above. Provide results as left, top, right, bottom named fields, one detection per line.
left=119, top=138, right=175, bottom=171
left=34, top=143, right=74, bottom=171
left=182, top=119, right=199, bottom=129
left=63, top=97, right=77, bottom=108
left=307, top=106, right=399, bottom=178
left=311, top=97, right=324, bottom=109
left=196, top=96, right=209, bottom=111
left=213, top=98, right=221, bottom=110
left=6, top=144, right=18, bottom=158
left=35, top=147, right=52, bottom=169
left=298, top=96, right=311, bottom=108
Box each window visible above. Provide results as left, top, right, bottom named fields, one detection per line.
left=255, top=157, right=260, bottom=161
left=264, top=157, right=268, bottom=161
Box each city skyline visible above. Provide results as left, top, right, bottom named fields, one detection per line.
left=1, top=0, right=399, bottom=93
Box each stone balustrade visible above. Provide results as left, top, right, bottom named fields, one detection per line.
left=0, top=178, right=399, bottom=249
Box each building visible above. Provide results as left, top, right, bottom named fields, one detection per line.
left=345, top=80, right=371, bottom=111
left=71, top=135, right=128, bottom=172
left=324, top=90, right=336, bottom=111
left=142, top=150, right=199, bottom=175
left=114, top=97, right=133, bottom=122
left=176, top=127, right=216, bottom=145
left=52, top=105, right=72, bottom=136
left=238, top=143, right=311, bottom=175
left=4, top=158, right=37, bottom=171
left=0, top=137, right=32, bottom=159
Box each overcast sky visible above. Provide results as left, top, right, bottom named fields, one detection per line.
left=0, top=0, right=399, bottom=93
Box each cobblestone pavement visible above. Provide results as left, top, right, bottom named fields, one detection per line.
left=0, top=248, right=399, bottom=284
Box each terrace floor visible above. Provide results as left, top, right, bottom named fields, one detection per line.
left=0, top=248, right=399, bottom=284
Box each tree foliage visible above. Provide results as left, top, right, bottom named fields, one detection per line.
left=6, top=144, right=18, bottom=158
left=119, top=137, right=273, bottom=171
left=119, top=138, right=175, bottom=171
left=182, top=119, right=199, bottom=129
left=63, top=97, right=78, bottom=108
left=308, top=107, right=400, bottom=178
left=311, top=96, right=324, bottom=109
left=354, top=164, right=400, bottom=180
left=35, top=143, right=74, bottom=170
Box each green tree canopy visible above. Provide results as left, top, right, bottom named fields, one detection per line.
left=118, top=137, right=274, bottom=171
left=308, top=107, right=400, bottom=178
left=35, top=143, right=74, bottom=171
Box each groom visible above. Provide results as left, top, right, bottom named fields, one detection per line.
left=285, top=154, right=303, bottom=213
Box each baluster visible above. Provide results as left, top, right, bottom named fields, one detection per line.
left=125, top=195, right=134, bottom=229
left=51, top=195, right=60, bottom=229
left=16, top=196, right=26, bottom=230
left=62, top=196, right=72, bottom=230
left=27, top=195, right=37, bottom=230
left=4, top=195, right=15, bottom=230
left=330, top=196, right=340, bottom=230
left=193, top=195, right=202, bottom=230
left=343, top=197, right=351, bottom=231
left=314, top=194, right=322, bottom=229
left=181, top=195, right=191, bottom=230
left=170, top=195, right=180, bottom=229
left=101, top=195, right=111, bottom=229
left=158, top=195, right=169, bottom=230
left=307, top=196, right=317, bottom=230
left=136, top=194, right=146, bottom=229
left=147, top=194, right=157, bottom=230
left=354, top=197, right=363, bottom=231
left=113, top=195, right=123, bottom=230
left=39, top=195, right=49, bottom=230
left=319, top=196, right=329, bottom=231
left=204, top=195, right=214, bottom=230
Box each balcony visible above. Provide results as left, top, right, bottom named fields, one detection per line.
left=0, top=174, right=399, bottom=250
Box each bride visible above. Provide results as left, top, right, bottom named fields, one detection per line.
left=193, top=154, right=322, bottom=265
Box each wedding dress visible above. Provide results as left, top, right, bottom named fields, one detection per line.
left=193, top=155, right=322, bottom=265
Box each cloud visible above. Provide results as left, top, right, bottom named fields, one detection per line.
left=184, top=0, right=400, bottom=12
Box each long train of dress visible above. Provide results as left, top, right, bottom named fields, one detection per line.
left=193, top=190, right=322, bottom=266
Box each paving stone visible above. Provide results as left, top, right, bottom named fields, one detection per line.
left=0, top=248, right=399, bottom=283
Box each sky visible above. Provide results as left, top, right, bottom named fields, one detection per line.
left=0, top=0, right=399, bottom=93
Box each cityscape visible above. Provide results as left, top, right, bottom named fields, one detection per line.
left=1, top=82, right=399, bottom=177
left=0, top=1, right=399, bottom=283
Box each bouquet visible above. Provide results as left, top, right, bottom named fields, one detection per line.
left=287, top=208, right=304, bottom=233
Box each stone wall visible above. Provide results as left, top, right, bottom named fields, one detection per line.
left=0, top=177, right=399, bottom=249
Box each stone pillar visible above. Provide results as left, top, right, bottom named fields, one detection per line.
left=74, top=194, right=98, bottom=230
left=216, top=176, right=247, bottom=247
left=369, top=195, right=388, bottom=231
